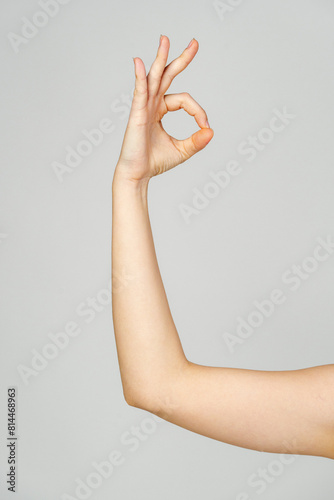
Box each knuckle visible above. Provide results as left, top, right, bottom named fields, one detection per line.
left=162, top=66, right=173, bottom=80
left=165, top=72, right=173, bottom=85
left=148, top=68, right=159, bottom=79
left=134, top=87, right=147, bottom=96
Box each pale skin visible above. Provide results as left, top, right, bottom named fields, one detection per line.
left=111, top=35, right=334, bottom=459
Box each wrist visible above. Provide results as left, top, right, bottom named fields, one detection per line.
left=112, top=165, right=150, bottom=197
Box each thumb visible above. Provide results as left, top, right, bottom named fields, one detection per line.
left=177, top=127, right=214, bottom=161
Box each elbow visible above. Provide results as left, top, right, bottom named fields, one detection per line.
left=121, top=382, right=143, bottom=409
left=122, top=381, right=160, bottom=413
left=123, top=387, right=143, bottom=409
left=123, top=364, right=189, bottom=418
left=124, top=393, right=138, bottom=408
left=123, top=389, right=159, bottom=414
left=122, top=359, right=190, bottom=417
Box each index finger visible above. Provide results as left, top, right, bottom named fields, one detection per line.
left=157, top=38, right=199, bottom=97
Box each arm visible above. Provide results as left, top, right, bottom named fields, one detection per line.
left=111, top=174, right=189, bottom=408
left=111, top=35, right=334, bottom=459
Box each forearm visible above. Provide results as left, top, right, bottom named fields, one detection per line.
left=111, top=168, right=189, bottom=408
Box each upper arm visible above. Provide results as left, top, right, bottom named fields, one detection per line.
left=152, top=362, right=334, bottom=459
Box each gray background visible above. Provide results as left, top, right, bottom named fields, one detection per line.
left=1, top=0, right=334, bottom=498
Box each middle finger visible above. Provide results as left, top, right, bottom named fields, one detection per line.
left=157, top=38, right=199, bottom=97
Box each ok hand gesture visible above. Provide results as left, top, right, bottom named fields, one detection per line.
left=115, top=35, right=214, bottom=184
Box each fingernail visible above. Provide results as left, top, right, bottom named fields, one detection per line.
left=205, top=120, right=210, bottom=128
left=187, top=38, right=195, bottom=48
left=159, top=34, right=163, bottom=46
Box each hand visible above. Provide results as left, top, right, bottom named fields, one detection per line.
left=114, top=35, right=214, bottom=184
